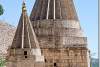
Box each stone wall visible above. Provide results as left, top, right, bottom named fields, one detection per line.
left=31, top=19, right=89, bottom=67
left=42, top=48, right=88, bottom=67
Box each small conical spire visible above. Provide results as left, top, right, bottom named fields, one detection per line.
left=11, top=0, right=40, bottom=49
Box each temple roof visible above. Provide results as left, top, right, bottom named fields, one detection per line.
left=30, top=0, right=79, bottom=21
left=11, top=2, right=40, bottom=49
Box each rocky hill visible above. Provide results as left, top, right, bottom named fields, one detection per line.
left=0, top=21, right=16, bottom=57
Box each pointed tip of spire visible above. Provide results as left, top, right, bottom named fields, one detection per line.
left=22, top=0, right=26, bottom=5
left=22, top=0, right=27, bottom=12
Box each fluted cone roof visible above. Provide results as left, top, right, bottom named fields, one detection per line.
left=11, top=2, right=40, bottom=49
left=30, top=0, right=78, bottom=21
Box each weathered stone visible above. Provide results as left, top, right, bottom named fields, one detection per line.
left=6, top=2, right=44, bottom=67
left=6, top=0, right=90, bottom=67
left=30, top=0, right=90, bottom=67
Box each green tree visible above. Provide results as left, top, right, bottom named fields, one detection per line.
left=0, top=4, right=4, bottom=15
left=0, top=58, right=5, bottom=67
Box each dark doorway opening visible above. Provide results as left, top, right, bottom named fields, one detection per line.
left=45, top=59, right=47, bottom=62
left=54, top=63, right=57, bottom=67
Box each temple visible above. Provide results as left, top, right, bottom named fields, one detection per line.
left=6, top=0, right=90, bottom=67
left=30, top=0, right=90, bottom=67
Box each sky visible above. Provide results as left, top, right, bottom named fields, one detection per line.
left=0, top=0, right=98, bottom=58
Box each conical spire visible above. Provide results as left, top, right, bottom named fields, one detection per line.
left=11, top=1, right=40, bottom=49
left=30, top=0, right=78, bottom=21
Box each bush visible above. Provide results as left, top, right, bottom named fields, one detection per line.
left=0, top=58, right=5, bottom=67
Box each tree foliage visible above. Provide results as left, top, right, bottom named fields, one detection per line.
left=0, top=58, right=5, bottom=67
left=0, top=4, right=4, bottom=16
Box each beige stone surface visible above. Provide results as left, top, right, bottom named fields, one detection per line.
left=0, top=21, right=16, bottom=57
left=6, top=0, right=90, bottom=67
left=6, top=2, right=44, bottom=67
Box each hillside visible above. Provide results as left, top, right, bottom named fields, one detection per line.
left=0, top=21, right=16, bottom=57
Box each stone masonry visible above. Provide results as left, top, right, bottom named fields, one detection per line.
left=30, top=0, right=90, bottom=67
